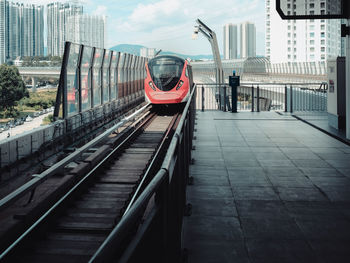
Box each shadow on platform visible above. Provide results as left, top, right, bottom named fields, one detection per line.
left=183, top=111, right=350, bottom=263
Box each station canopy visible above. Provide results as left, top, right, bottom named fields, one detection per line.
left=276, top=0, right=349, bottom=19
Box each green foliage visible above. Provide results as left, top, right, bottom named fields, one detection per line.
left=0, top=65, right=29, bottom=115
left=18, top=90, right=56, bottom=110
left=1, top=108, right=19, bottom=118
left=43, top=114, right=54, bottom=125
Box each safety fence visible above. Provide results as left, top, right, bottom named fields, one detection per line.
left=55, top=41, right=148, bottom=119
left=192, top=58, right=327, bottom=81
left=196, top=82, right=328, bottom=114
left=0, top=42, right=148, bottom=176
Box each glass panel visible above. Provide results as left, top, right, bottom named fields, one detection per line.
left=118, top=53, right=126, bottom=97
left=103, top=50, right=111, bottom=103
left=118, top=53, right=126, bottom=82
left=81, top=46, right=92, bottom=111
left=93, top=48, right=103, bottom=106
left=130, top=56, right=136, bottom=91
left=110, top=52, right=119, bottom=100
left=66, top=43, right=80, bottom=117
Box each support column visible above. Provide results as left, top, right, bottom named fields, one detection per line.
left=31, top=77, right=37, bottom=92
left=346, top=19, right=350, bottom=139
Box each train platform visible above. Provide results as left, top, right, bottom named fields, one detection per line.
left=183, top=110, right=350, bottom=263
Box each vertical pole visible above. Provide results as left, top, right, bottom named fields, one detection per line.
left=218, top=84, right=221, bottom=110
left=290, top=85, right=293, bottom=113
left=251, top=85, right=254, bottom=112
left=284, top=85, right=287, bottom=112
left=223, top=85, right=226, bottom=112
left=54, top=41, right=71, bottom=120
left=201, top=85, right=204, bottom=112
left=108, top=51, right=113, bottom=102
left=77, top=45, right=83, bottom=113
left=257, top=85, right=260, bottom=112
left=346, top=20, right=350, bottom=139
left=31, top=77, right=37, bottom=92
left=90, top=47, right=96, bottom=109
left=100, top=49, right=105, bottom=106
left=231, top=84, right=237, bottom=113
left=62, top=42, right=70, bottom=119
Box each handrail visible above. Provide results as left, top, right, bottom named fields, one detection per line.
left=195, top=82, right=327, bottom=86
left=0, top=103, right=150, bottom=212
left=89, top=85, right=197, bottom=262
left=89, top=169, right=167, bottom=263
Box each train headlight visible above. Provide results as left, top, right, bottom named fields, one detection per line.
left=149, top=81, right=156, bottom=91
left=176, top=80, right=184, bottom=90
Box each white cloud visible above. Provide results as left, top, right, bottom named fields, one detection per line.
left=116, top=0, right=181, bottom=32
left=92, top=5, right=107, bottom=16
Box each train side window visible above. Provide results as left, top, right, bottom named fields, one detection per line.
left=185, top=67, right=189, bottom=77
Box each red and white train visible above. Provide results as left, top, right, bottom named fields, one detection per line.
left=144, top=55, right=193, bottom=104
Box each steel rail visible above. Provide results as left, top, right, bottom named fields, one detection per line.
left=89, top=85, right=197, bottom=262
left=0, top=106, right=155, bottom=260
left=123, top=112, right=181, bottom=216
left=0, top=103, right=150, bottom=212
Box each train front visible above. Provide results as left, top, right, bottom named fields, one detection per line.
left=144, top=56, right=190, bottom=104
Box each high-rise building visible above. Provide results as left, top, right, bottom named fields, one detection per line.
left=47, top=2, right=83, bottom=56
left=0, top=0, right=44, bottom=64
left=47, top=2, right=106, bottom=57
left=66, top=14, right=106, bottom=50
left=0, top=0, right=5, bottom=64
left=240, top=21, right=256, bottom=58
left=140, top=47, right=156, bottom=58
left=20, top=3, right=44, bottom=57
left=265, top=0, right=341, bottom=63
left=223, top=23, right=237, bottom=60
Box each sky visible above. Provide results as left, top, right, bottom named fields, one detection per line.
left=19, top=0, right=266, bottom=56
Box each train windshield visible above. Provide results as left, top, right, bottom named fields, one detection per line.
left=148, top=57, right=184, bottom=91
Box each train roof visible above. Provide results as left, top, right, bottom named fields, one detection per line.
left=149, top=55, right=186, bottom=63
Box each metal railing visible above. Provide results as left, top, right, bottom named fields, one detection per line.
left=195, top=82, right=327, bottom=114
left=89, top=85, right=196, bottom=262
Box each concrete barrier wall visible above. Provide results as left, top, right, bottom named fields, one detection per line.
left=0, top=120, right=65, bottom=168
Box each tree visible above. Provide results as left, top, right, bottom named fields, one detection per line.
left=0, top=65, right=29, bottom=114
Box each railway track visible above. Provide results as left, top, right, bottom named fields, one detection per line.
left=0, top=107, right=182, bottom=262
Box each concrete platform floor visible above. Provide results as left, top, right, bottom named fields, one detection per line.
left=183, top=111, right=350, bottom=263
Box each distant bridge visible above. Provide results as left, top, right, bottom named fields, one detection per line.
left=18, top=67, right=61, bottom=78
left=18, top=67, right=60, bottom=91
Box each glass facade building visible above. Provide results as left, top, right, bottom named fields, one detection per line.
left=47, top=2, right=105, bottom=57
left=240, top=21, right=256, bottom=58
left=0, top=0, right=44, bottom=64
left=47, top=2, right=83, bottom=57
left=265, top=0, right=341, bottom=63
left=223, top=23, right=238, bottom=60
left=66, top=14, right=106, bottom=51
left=0, top=0, right=5, bottom=64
